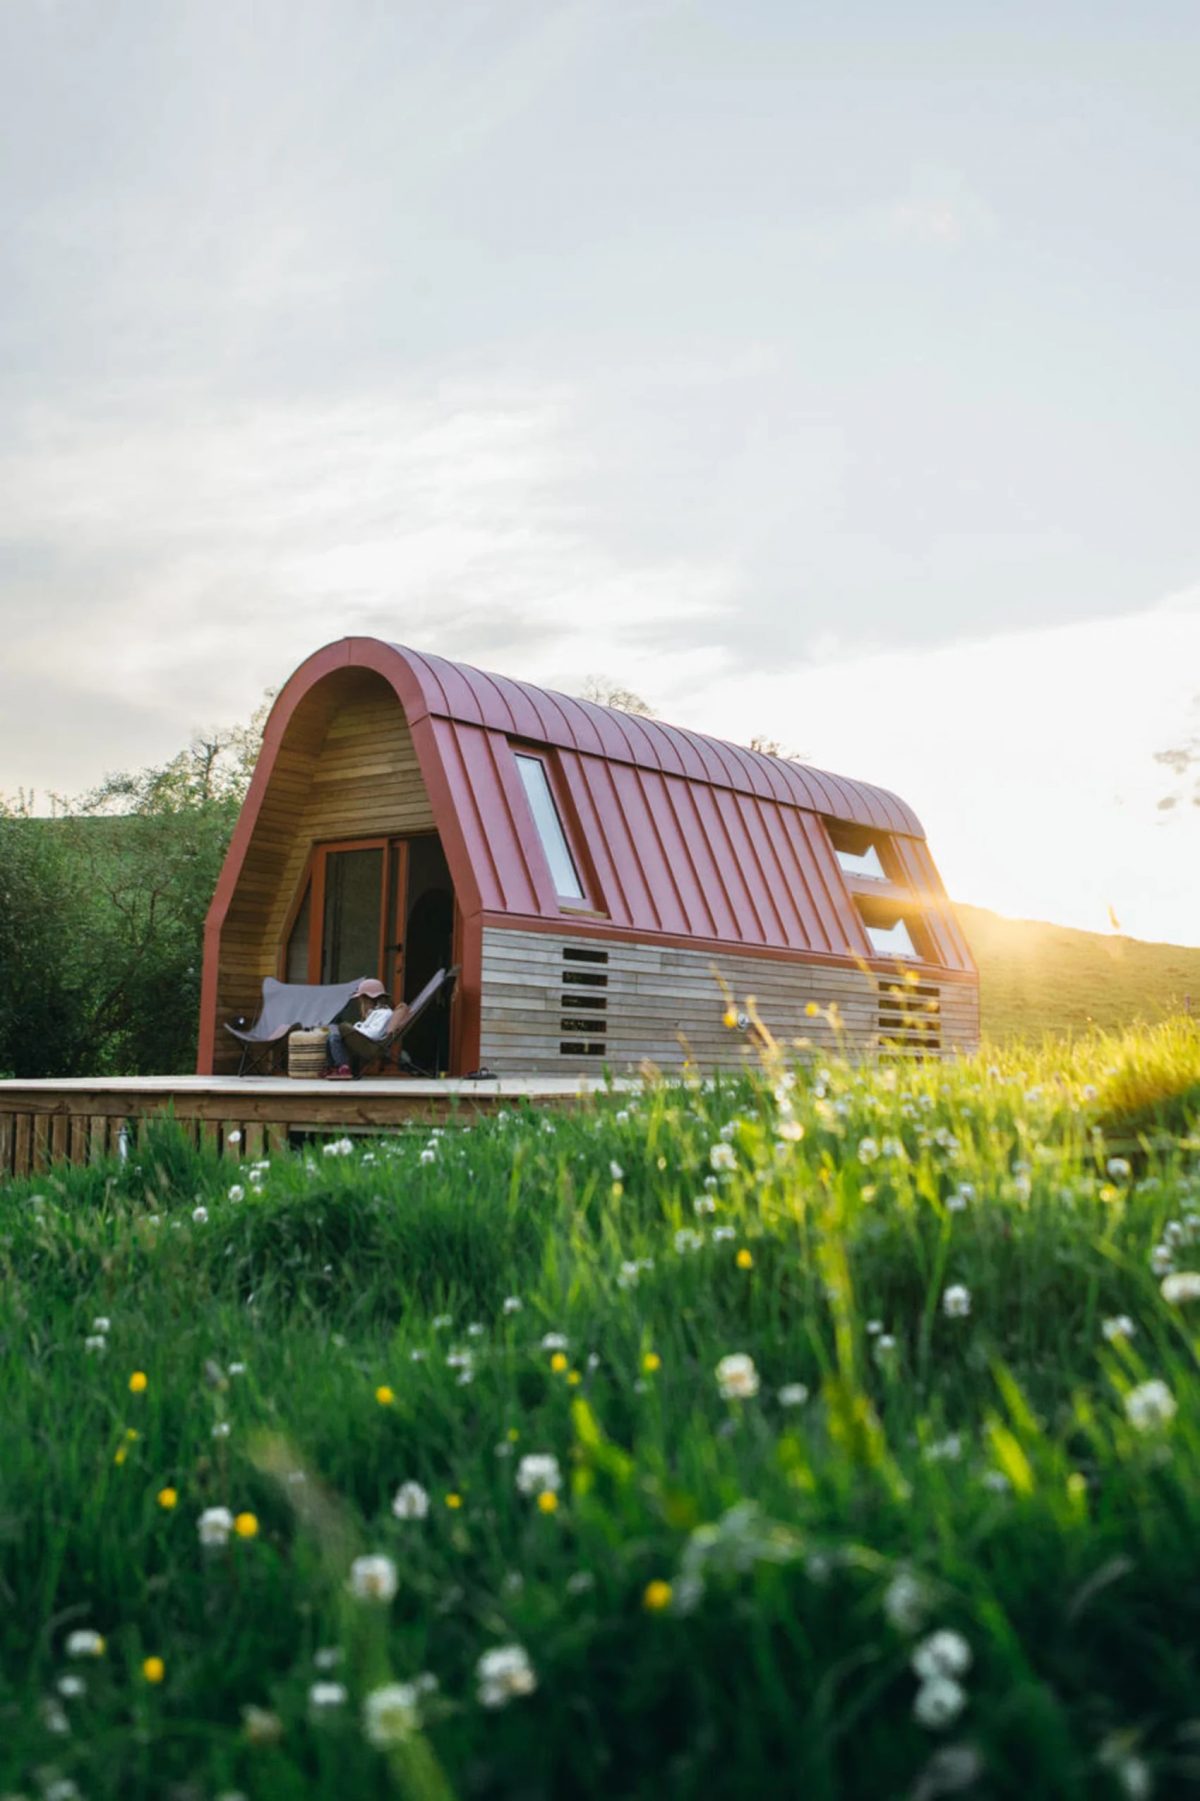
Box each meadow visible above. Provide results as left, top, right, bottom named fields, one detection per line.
left=2, top=1020, right=1200, bottom=1800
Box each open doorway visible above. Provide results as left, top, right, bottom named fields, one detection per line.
left=283, top=833, right=456, bottom=1070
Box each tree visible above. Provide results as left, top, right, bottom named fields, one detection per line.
left=749, top=732, right=807, bottom=763
left=0, top=699, right=272, bottom=1078
left=1154, top=710, right=1200, bottom=814
left=578, top=676, right=654, bottom=716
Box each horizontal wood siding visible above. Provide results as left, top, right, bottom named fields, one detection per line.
left=479, top=927, right=981, bottom=1074
left=212, top=670, right=435, bottom=1070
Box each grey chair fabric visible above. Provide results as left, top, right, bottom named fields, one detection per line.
left=224, top=976, right=366, bottom=1073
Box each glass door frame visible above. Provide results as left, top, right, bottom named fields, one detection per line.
left=280, top=836, right=407, bottom=991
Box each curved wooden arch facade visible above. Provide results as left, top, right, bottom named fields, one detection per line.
left=198, top=638, right=978, bottom=1075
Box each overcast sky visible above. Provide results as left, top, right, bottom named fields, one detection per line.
left=3, top=1, right=1198, bottom=943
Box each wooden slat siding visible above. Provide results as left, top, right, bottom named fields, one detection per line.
left=32, top=1114, right=51, bottom=1173
left=50, top=1113, right=70, bottom=1166
left=479, top=927, right=980, bottom=1073
left=213, top=673, right=437, bottom=1070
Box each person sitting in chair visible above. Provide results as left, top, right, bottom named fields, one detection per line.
left=325, top=979, right=391, bottom=1079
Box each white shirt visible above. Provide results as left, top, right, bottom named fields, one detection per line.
left=357, top=1005, right=393, bottom=1042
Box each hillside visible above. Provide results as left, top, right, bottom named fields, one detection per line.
left=956, top=902, right=1200, bottom=1040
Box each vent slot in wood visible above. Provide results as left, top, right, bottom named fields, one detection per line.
left=877, top=980, right=941, bottom=1057
left=560, top=945, right=608, bottom=1056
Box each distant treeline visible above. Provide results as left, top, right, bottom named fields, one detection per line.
left=0, top=714, right=264, bottom=1079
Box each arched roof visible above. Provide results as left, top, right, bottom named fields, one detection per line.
left=384, top=642, right=923, bottom=838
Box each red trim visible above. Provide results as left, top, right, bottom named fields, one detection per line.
left=475, top=911, right=980, bottom=985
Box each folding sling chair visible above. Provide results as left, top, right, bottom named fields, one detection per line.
left=224, top=976, right=365, bottom=1075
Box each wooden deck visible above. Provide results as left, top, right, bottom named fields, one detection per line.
left=0, top=1073, right=637, bottom=1178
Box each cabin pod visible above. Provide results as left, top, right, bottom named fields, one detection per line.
left=198, top=637, right=978, bottom=1075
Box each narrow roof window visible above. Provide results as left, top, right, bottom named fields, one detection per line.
left=864, top=916, right=918, bottom=960
left=827, top=821, right=889, bottom=882
left=514, top=754, right=585, bottom=902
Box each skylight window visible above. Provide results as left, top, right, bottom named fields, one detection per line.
left=514, top=754, right=585, bottom=902
left=827, top=821, right=889, bottom=882
left=864, top=917, right=918, bottom=960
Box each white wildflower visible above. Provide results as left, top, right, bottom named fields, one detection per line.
left=467, top=1322, right=485, bottom=1338
left=57, top=1673, right=86, bottom=1698
left=65, top=1629, right=106, bottom=1658
left=693, top=1194, right=717, bottom=1216
left=674, top=1227, right=704, bottom=1254
left=942, top=1284, right=971, bottom=1319
left=715, top=1353, right=760, bottom=1400
left=92, top=1316, right=111, bottom=1333
left=1125, top=1379, right=1177, bottom=1432
left=1106, top=1157, right=1132, bottom=1181
left=617, top=1261, right=641, bottom=1288
left=192, top=1205, right=209, bottom=1224
left=362, top=1680, right=421, bottom=1746
left=777, top=1383, right=810, bottom=1408
left=228, top=1360, right=246, bottom=1376
left=566, top=1570, right=596, bottom=1595
left=419, top=1148, right=436, bottom=1164
left=912, top=1630, right=972, bottom=1682
left=349, top=1553, right=399, bottom=1603
left=211, top=1421, right=231, bottom=1440
left=516, top=1453, right=562, bottom=1497
left=540, top=1332, right=568, bottom=1352
left=913, top=1675, right=968, bottom=1730
left=923, top=1433, right=963, bottom=1463
left=857, top=1137, right=880, bottom=1165
left=198, top=1507, right=234, bottom=1547
left=1150, top=1244, right=1174, bottom=1276
left=227, top=1130, right=243, bottom=1146
left=84, top=1335, right=107, bottom=1353
left=503, top=1296, right=523, bottom=1314
left=392, top=1481, right=430, bottom=1521
left=323, top=1137, right=355, bottom=1158
left=609, top=1160, right=624, bottom=1181
left=309, top=1681, right=348, bottom=1710
left=882, top=1572, right=928, bottom=1635
left=228, top=1185, right=245, bottom=1203
left=1161, top=1271, right=1200, bottom=1304
left=313, top=1646, right=343, bottom=1670
left=874, top=1333, right=898, bottom=1365
left=946, top=1184, right=973, bottom=1213
left=1102, top=1315, right=1137, bottom=1342
left=476, top=1643, right=537, bottom=1709
left=709, top=1143, right=736, bottom=1172
left=432, top=1314, right=452, bottom=1330
left=712, top=1224, right=736, bottom=1242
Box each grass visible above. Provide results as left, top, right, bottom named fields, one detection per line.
left=2, top=1022, right=1200, bottom=1799
left=958, top=903, right=1200, bottom=1041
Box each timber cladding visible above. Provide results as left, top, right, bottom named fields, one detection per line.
left=212, top=668, right=434, bottom=1069
left=479, top=927, right=980, bottom=1075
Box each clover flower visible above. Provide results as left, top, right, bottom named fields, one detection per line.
left=198, top=1506, right=234, bottom=1547
left=941, top=1285, right=971, bottom=1319
left=503, top=1296, right=523, bottom=1314
left=323, top=1137, right=355, bottom=1157
left=715, top=1353, right=760, bottom=1400
left=1106, top=1157, right=1132, bottom=1181
left=540, top=1332, right=568, bottom=1352
left=709, top=1143, right=736, bottom=1172
left=912, top=1675, right=967, bottom=1730
left=92, top=1316, right=111, bottom=1333
left=912, top=1630, right=972, bottom=1681
left=392, top=1480, right=430, bottom=1520
left=309, top=1681, right=348, bottom=1711
left=1161, top=1271, right=1200, bottom=1304
left=1125, top=1378, right=1177, bottom=1432
left=349, top=1553, right=399, bottom=1602
left=476, top=1643, right=537, bottom=1709
left=192, top=1205, right=209, bottom=1224
left=364, top=1680, right=420, bottom=1744
left=516, top=1453, right=562, bottom=1497
left=228, top=1185, right=245, bottom=1203
left=1102, top=1315, right=1137, bottom=1342
left=65, top=1629, right=106, bottom=1658
left=882, top=1571, right=929, bottom=1635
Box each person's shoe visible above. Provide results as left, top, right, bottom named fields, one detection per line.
left=325, top=1064, right=354, bottom=1081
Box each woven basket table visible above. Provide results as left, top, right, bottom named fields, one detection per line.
left=288, top=1027, right=329, bottom=1080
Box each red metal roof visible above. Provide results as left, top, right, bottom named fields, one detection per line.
left=387, top=643, right=924, bottom=836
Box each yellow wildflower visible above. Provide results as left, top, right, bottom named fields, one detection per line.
left=723, top=1007, right=738, bottom=1029
left=550, top=1352, right=569, bottom=1374
left=736, top=1248, right=754, bottom=1270
left=804, top=1001, right=820, bottom=1017
left=375, top=1385, right=395, bottom=1407
left=142, top=1655, right=165, bottom=1684
left=567, top=1369, right=582, bottom=1387
left=113, top=1444, right=128, bottom=1466
left=234, top=1512, right=259, bottom=1539
left=445, top=1492, right=463, bottom=1510
left=536, top=1490, right=559, bottom=1514
left=157, top=1486, right=178, bottom=1510
left=642, top=1352, right=662, bottom=1374
left=643, top=1580, right=673, bottom=1612
left=129, top=1371, right=148, bottom=1394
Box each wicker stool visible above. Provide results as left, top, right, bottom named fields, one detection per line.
left=288, top=1027, right=329, bottom=1079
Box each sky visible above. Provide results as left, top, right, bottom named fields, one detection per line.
left=2, top=0, right=1198, bottom=943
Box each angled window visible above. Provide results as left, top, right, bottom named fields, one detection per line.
left=863, top=914, right=919, bottom=959
left=514, top=754, right=586, bottom=902
left=827, top=821, right=889, bottom=882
